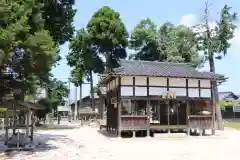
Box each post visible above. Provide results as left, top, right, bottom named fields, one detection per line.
left=186, top=101, right=190, bottom=136
left=74, top=86, right=78, bottom=120
left=13, top=101, right=16, bottom=134
left=117, top=102, right=121, bottom=137
left=79, top=83, right=82, bottom=120
left=67, top=80, right=72, bottom=122
left=5, top=110, right=9, bottom=145
left=26, top=108, right=30, bottom=139
left=167, top=100, right=170, bottom=133
left=30, top=111, right=34, bottom=141
left=17, top=130, right=20, bottom=149
left=177, top=101, right=179, bottom=126
left=146, top=100, right=150, bottom=137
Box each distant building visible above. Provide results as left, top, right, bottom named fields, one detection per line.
left=219, top=91, right=240, bottom=118
left=218, top=91, right=239, bottom=100
left=57, top=105, right=70, bottom=117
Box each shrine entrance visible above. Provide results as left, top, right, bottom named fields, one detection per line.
left=150, top=100, right=187, bottom=131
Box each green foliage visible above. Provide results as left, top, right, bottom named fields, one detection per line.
left=220, top=100, right=240, bottom=108
left=67, top=28, right=104, bottom=86
left=34, top=78, right=69, bottom=118
left=197, top=5, right=237, bottom=60
left=129, top=19, right=204, bottom=68
left=0, top=0, right=76, bottom=100
left=87, top=6, right=129, bottom=71
left=47, top=78, right=69, bottom=106
left=0, top=0, right=59, bottom=99
left=40, top=0, right=76, bottom=45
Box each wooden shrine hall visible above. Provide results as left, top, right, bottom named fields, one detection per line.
left=99, top=60, right=224, bottom=137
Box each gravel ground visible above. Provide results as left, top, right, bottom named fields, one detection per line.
left=1, top=126, right=240, bottom=160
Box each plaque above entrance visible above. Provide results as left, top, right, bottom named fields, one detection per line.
left=161, top=92, right=176, bottom=99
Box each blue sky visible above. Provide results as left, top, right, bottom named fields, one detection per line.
left=52, top=0, right=240, bottom=101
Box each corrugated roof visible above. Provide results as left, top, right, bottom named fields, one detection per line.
left=113, top=60, right=223, bottom=79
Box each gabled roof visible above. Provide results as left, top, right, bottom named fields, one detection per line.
left=114, top=60, right=223, bottom=79
left=70, top=94, right=100, bottom=107
left=100, top=60, right=224, bottom=85
left=218, top=91, right=239, bottom=100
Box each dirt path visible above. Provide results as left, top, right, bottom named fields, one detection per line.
left=2, top=126, right=240, bottom=160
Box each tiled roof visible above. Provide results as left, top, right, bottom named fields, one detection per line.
left=218, top=91, right=239, bottom=100
left=113, top=60, right=223, bottom=79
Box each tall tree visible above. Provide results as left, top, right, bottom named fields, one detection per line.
left=67, top=28, right=104, bottom=112
left=40, top=0, right=76, bottom=45
left=0, top=0, right=76, bottom=100
left=129, top=19, right=204, bottom=68
left=87, top=6, right=129, bottom=72
left=0, top=0, right=59, bottom=100
left=196, top=2, right=237, bottom=130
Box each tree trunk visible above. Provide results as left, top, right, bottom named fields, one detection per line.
left=208, top=54, right=223, bottom=130
left=203, top=2, right=223, bottom=130
left=90, top=70, right=95, bottom=112
left=105, top=53, right=111, bottom=73
left=74, top=86, right=78, bottom=120
left=78, top=83, right=82, bottom=119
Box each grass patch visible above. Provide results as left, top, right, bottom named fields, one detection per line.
left=224, top=122, right=240, bottom=129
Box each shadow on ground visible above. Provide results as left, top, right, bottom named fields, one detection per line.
left=97, top=129, right=153, bottom=138
left=37, top=124, right=79, bottom=130
left=97, top=129, right=118, bottom=138
left=0, top=132, right=84, bottom=158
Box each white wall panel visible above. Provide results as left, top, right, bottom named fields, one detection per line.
left=135, top=87, right=147, bottom=96
left=169, top=78, right=186, bottom=87
left=200, top=89, right=211, bottom=98
left=121, top=76, right=133, bottom=85
left=149, top=77, right=167, bottom=86
left=121, top=87, right=133, bottom=96
left=188, top=88, right=199, bottom=97
left=169, top=88, right=187, bottom=96
left=188, top=79, right=199, bottom=87
left=149, top=87, right=167, bottom=96
left=200, top=80, right=211, bottom=88
left=135, top=76, right=146, bottom=86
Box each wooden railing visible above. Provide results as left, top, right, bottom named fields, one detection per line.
left=188, top=115, right=213, bottom=130
left=120, top=115, right=148, bottom=130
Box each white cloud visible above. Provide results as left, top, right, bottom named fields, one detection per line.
left=180, top=14, right=240, bottom=57
left=180, top=14, right=199, bottom=26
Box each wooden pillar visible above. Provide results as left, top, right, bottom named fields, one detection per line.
left=176, top=101, right=179, bottom=126
left=132, top=131, right=136, bottom=138
left=13, top=102, right=16, bottom=134
left=26, top=108, right=30, bottom=139
left=117, top=76, right=121, bottom=137
left=146, top=100, right=150, bottom=137
left=4, top=110, right=9, bottom=145
left=100, top=95, right=105, bottom=120
left=186, top=101, right=190, bottom=136
left=167, top=100, right=170, bottom=133
left=30, top=110, right=34, bottom=141
left=117, top=102, right=121, bottom=137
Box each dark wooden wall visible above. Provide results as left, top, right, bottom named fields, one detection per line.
left=106, top=87, right=119, bottom=130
